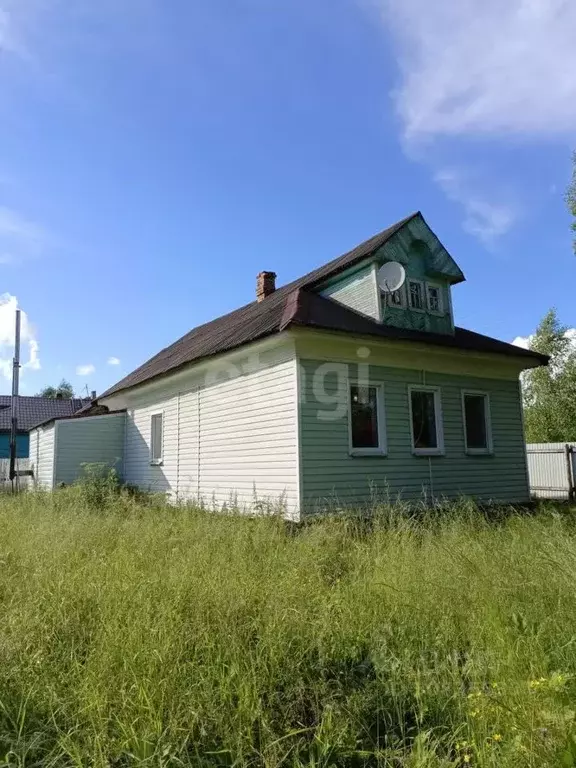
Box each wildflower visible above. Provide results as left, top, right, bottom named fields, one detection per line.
left=463, top=755, right=471, bottom=764
left=456, top=741, right=469, bottom=750
left=490, top=681, right=499, bottom=689
left=492, top=733, right=503, bottom=742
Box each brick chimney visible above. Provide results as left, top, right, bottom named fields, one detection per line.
left=256, top=271, right=276, bottom=302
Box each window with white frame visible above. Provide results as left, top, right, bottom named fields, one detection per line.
left=349, top=384, right=386, bottom=454
left=426, top=283, right=443, bottom=314
left=150, top=413, right=163, bottom=464
left=408, top=280, right=425, bottom=310
left=409, top=387, right=444, bottom=454
left=462, top=392, right=492, bottom=453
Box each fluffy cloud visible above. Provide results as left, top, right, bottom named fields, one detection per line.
left=512, top=328, right=576, bottom=351
left=107, top=356, right=120, bottom=366
left=76, top=363, right=95, bottom=377
left=372, top=0, right=576, bottom=243
left=380, top=0, right=576, bottom=142
left=435, top=169, right=517, bottom=245
left=0, top=293, right=40, bottom=381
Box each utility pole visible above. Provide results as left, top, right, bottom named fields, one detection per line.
left=9, top=309, right=21, bottom=485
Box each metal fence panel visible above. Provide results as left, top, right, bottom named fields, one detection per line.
left=526, top=443, right=576, bottom=500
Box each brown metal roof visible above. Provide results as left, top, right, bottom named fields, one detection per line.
left=101, top=213, right=546, bottom=398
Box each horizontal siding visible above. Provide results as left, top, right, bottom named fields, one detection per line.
left=299, top=359, right=529, bottom=511
left=35, top=425, right=55, bottom=489
left=177, top=390, right=198, bottom=502
left=321, top=265, right=379, bottom=320
left=198, top=357, right=298, bottom=514
left=124, top=394, right=179, bottom=497
left=120, top=341, right=299, bottom=516
left=54, top=415, right=126, bottom=486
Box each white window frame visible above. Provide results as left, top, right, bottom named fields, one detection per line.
left=348, top=382, right=387, bottom=456
left=150, top=411, right=164, bottom=465
left=426, top=282, right=444, bottom=315
left=407, top=279, right=426, bottom=312
left=387, top=284, right=406, bottom=309
left=461, top=390, right=493, bottom=455
left=408, top=385, right=445, bottom=456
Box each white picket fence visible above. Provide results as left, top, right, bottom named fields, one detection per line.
left=0, top=458, right=33, bottom=490
left=526, top=443, right=576, bottom=500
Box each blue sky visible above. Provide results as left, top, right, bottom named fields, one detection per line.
left=0, top=0, right=574, bottom=395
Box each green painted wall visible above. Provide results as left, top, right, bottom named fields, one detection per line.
left=320, top=264, right=379, bottom=319
left=54, top=414, right=125, bottom=485
left=298, top=359, right=529, bottom=511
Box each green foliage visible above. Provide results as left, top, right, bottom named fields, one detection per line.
left=567, top=150, right=576, bottom=254
left=0, top=494, right=575, bottom=765
left=35, top=378, right=75, bottom=399
left=522, top=308, right=576, bottom=442
left=77, top=462, right=121, bottom=509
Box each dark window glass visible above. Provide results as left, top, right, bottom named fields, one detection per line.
left=411, top=390, right=438, bottom=449
left=151, top=413, right=163, bottom=461
left=428, top=285, right=441, bottom=312
left=464, top=394, right=488, bottom=450
left=350, top=386, right=379, bottom=448
left=409, top=281, right=424, bottom=310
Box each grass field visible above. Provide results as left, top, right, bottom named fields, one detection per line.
left=1, top=488, right=576, bottom=767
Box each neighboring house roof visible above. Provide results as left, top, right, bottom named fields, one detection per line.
left=101, top=212, right=547, bottom=399
left=0, top=396, right=90, bottom=432
left=31, top=409, right=127, bottom=431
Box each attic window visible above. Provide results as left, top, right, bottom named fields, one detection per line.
left=408, top=280, right=424, bottom=311
left=427, top=283, right=443, bottom=314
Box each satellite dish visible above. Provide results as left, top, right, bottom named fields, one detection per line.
left=377, top=262, right=406, bottom=293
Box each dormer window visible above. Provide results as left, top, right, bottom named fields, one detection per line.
left=408, top=280, right=425, bottom=311
left=427, top=283, right=443, bottom=314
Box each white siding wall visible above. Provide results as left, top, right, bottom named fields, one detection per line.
left=29, top=429, right=38, bottom=478
left=124, top=393, right=179, bottom=497
left=198, top=355, right=298, bottom=513
left=34, top=424, right=55, bottom=488
left=320, top=264, right=380, bottom=320
left=110, top=340, right=300, bottom=516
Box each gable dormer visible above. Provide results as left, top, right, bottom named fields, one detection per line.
left=318, top=213, right=464, bottom=336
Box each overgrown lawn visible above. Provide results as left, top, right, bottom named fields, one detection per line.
left=0, top=489, right=575, bottom=766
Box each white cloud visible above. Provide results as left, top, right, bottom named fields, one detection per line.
left=76, top=363, right=95, bottom=377
left=512, top=335, right=531, bottom=350
left=380, top=0, right=576, bottom=142
left=107, top=356, right=120, bottom=366
left=512, top=329, right=576, bottom=351
left=0, top=293, right=40, bottom=381
left=435, top=168, right=517, bottom=245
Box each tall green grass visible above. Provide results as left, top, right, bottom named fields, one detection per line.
left=0, top=489, right=575, bottom=766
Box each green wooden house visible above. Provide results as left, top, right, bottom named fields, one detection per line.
left=30, top=213, right=547, bottom=518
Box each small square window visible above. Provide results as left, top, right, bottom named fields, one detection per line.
left=409, top=387, right=444, bottom=454
left=463, top=392, right=492, bottom=453
left=150, top=413, right=163, bottom=464
left=427, top=284, right=443, bottom=313
left=408, top=280, right=424, bottom=310
left=349, top=384, right=386, bottom=454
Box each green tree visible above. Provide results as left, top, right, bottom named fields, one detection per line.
left=567, top=151, right=576, bottom=254
left=523, top=309, right=576, bottom=442
left=35, top=379, right=75, bottom=399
